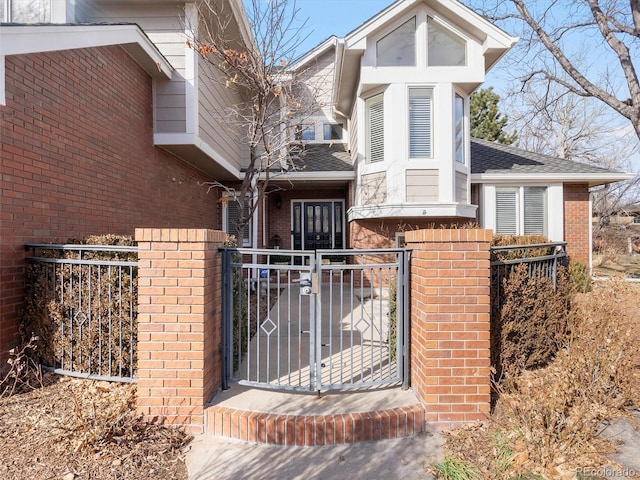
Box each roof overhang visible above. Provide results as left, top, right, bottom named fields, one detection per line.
left=154, top=133, right=243, bottom=181
left=261, top=171, right=355, bottom=182
left=471, top=172, right=636, bottom=188
left=348, top=202, right=477, bottom=221
left=0, top=24, right=172, bottom=104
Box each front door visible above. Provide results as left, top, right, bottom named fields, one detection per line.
left=292, top=201, right=344, bottom=251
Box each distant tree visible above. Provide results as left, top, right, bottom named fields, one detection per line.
left=465, top=0, right=640, bottom=142
left=470, top=87, right=518, bottom=144
left=510, top=83, right=640, bottom=229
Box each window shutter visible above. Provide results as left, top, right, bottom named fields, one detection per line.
left=496, top=188, right=518, bottom=235
left=409, top=88, right=432, bottom=158
left=227, top=199, right=251, bottom=246
left=524, top=187, right=547, bottom=235
left=367, top=95, right=385, bottom=163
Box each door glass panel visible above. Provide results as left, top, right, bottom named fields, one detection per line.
left=307, top=206, right=314, bottom=232
left=315, top=206, right=321, bottom=232
left=323, top=206, right=330, bottom=233
left=294, top=204, right=301, bottom=233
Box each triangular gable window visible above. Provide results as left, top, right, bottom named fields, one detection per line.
left=428, top=18, right=466, bottom=66
left=376, top=17, right=416, bottom=67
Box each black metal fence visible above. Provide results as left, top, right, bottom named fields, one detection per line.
left=490, top=242, right=568, bottom=317
left=25, top=243, right=138, bottom=382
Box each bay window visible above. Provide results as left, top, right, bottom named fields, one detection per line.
left=365, top=94, right=385, bottom=164
left=408, top=88, right=433, bottom=158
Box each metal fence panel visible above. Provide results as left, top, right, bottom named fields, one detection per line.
left=490, top=242, right=568, bottom=317
left=25, top=244, right=138, bottom=383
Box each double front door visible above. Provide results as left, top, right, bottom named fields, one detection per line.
left=292, top=201, right=344, bottom=251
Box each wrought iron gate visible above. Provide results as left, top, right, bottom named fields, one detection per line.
left=221, top=248, right=409, bottom=392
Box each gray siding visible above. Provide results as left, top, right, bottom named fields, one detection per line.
left=86, top=3, right=187, bottom=133
left=294, top=48, right=336, bottom=117
left=197, top=56, right=244, bottom=170
left=406, top=169, right=438, bottom=202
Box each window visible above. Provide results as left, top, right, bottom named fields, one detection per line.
left=365, top=94, right=384, bottom=163
left=454, top=94, right=465, bottom=164
left=295, top=124, right=315, bottom=141
left=4, top=0, right=51, bottom=22
left=409, top=88, right=433, bottom=158
left=376, top=17, right=416, bottom=67
left=225, top=198, right=252, bottom=247
left=428, top=18, right=466, bottom=66
left=495, top=186, right=547, bottom=236
left=323, top=123, right=343, bottom=141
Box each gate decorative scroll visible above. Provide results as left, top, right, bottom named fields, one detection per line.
left=220, top=248, right=409, bottom=392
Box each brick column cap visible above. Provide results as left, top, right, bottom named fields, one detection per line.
left=135, top=228, right=227, bottom=243
left=405, top=229, right=493, bottom=243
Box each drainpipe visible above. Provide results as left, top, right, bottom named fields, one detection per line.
left=588, top=188, right=598, bottom=275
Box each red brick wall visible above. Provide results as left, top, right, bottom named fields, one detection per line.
left=350, top=218, right=468, bottom=250
left=264, top=188, right=347, bottom=249
left=405, top=229, right=492, bottom=429
left=136, top=228, right=225, bottom=433
left=563, top=184, right=590, bottom=264
left=0, top=47, right=217, bottom=360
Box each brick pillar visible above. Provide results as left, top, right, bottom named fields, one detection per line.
left=563, top=183, right=590, bottom=265
left=135, top=228, right=227, bottom=433
left=405, top=229, right=492, bottom=430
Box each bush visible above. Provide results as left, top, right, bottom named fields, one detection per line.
left=568, top=259, right=592, bottom=293
left=438, top=281, right=639, bottom=478
left=23, top=235, right=137, bottom=378
left=491, top=264, right=572, bottom=381
left=491, top=234, right=552, bottom=262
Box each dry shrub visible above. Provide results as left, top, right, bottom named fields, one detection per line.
left=491, top=235, right=551, bottom=262
left=23, top=235, right=137, bottom=378
left=0, top=336, right=45, bottom=398
left=48, top=379, right=191, bottom=455
left=492, top=264, right=571, bottom=380
left=440, top=280, right=639, bottom=479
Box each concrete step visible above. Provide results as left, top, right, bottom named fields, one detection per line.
left=204, top=384, right=426, bottom=446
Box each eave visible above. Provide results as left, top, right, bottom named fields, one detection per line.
left=154, top=133, right=243, bottom=181
left=471, top=172, right=635, bottom=188
left=348, top=203, right=477, bottom=221
left=0, top=24, right=172, bottom=104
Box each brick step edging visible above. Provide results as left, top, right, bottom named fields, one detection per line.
left=205, top=404, right=426, bottom=446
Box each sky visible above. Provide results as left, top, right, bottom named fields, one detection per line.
left=293, top=0, right=395, bottom=55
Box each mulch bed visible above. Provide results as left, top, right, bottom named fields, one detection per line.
left=0, top=373, right=190, bottom=480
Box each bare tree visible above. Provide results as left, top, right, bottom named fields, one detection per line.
left=509, top=83, right=640, bottom=228
left=188, top=0, right=323, bottom=243
left=465, top=0, right=640, bottom=141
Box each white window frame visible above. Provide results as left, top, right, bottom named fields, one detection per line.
left=454, top=93, right=466, bottom=164
left=427, top=16, right=467, bottom=67
left=376, top=16, right=417, bottom=67
left=495, top=186, right=548, bottom=236
left=408, top=87, right=433, bottom=159
left=365, top=93, right=385, bottom=164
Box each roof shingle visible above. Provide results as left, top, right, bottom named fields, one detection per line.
left=470, top=137, right=613, bottom=175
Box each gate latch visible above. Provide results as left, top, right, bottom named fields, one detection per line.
left=299, top=273, right=313, bottom=296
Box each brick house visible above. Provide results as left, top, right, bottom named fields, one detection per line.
left=0, top=0, right=631, bottom=363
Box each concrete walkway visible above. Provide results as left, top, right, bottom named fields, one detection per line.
left=186, top=431, right=444, bottom=480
